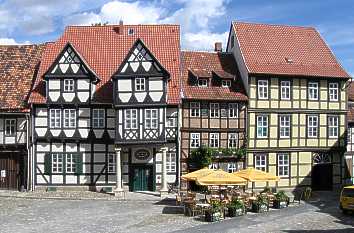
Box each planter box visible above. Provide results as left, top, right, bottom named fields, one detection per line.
left=205, top=211, right=222, bottom=222
left=273, top=200, right=288, bottom=209
left=252, top=203, right=268, bottom=213
left=228, top=207, right=245, bottom=217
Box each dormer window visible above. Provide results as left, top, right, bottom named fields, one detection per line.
left=222, top=80, right=231, bottom=88
left=128, top=28, right=134, bottom=35
left=64, top=79, right=74, bottom=92
left=198, top=79, right=208, bottom=87
left=135, top=78, right=145, bottom=91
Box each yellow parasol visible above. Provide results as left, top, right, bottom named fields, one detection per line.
left=196, top=169, right=247, bottom=186
left=233, top=168, right=279, bottom=182
left=181, top=168, right=215, bottom=181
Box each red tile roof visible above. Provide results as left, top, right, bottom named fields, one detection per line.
left=0, top=45, right=45, bottom=112
left=181, top=51, right=247, bottom=101
left=233, top=22, right=350, bottom=78
left=29, top=24, right=181, bottom=105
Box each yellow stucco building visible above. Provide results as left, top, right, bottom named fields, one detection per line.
left=227, top=21, right=351, bottom=190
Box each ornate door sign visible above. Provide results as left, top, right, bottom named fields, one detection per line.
left=1, top=170, right=6, bottom=178
left=135, top=149, right=150, bottom=160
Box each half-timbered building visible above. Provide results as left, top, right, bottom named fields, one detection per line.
left=180, top=48, right=248, bottom=189
left=0, top=45, right=44, bottom=190
left=28, top=23, right=180, bottom=195
left=345, top=82, right=354, bottom=184
left=227, top=22, right=351, bottom=190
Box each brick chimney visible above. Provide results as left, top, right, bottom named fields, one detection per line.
left=113, top=20, right=124, bottom=34
left=214, top=42, right=222, bottom=52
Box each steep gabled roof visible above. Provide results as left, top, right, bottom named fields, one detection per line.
left=0, top=44, right=45, bottom=112
left=29, top=24, right=181, bottom=105
left=232, top=21, right=350, bottom=78
left=181, top=51, right=247, bottom=101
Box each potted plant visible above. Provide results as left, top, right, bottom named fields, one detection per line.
left=227, top=198, right=246, bottom=217
left=273, top=191, right=289, bottom=209
left=205, top=200, right=223, bottom=222
left=252, top=195, right=269, bottom=213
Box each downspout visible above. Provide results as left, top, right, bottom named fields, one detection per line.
left=31, top=104, right=35, bottom=191
left=25, top=113, right=30, bottom=191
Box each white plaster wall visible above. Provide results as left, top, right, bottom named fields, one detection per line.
left=149, top=79, right=163, bottom=91
left=118, top=80, right=132, bottom=91
left=48, top=80, right=60, bottom=89
left=77, top=79, right=90, bottom=90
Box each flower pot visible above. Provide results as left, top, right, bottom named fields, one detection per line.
left=252, top=203, right=268, bottom=213
left=228, top=207, right=245, bottom=217
left=205, top=211, right=222, bottom=222
left=273, top=200, right=288, bottom=209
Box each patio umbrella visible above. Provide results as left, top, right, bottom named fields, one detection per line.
left=233, top=168, right=279, bottom=192
left=181, top=168, right=215, bottom=181
left=196, top=170, right=247, bottom=186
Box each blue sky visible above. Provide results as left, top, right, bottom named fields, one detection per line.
left=0, top=0, right=352, bottom=75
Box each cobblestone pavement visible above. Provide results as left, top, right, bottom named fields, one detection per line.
left=1, top=191, right=353, bottom=233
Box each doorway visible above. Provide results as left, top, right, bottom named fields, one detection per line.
left=0, top=153, right=20, bottom=190
left=312, top=152, right=333, bottom=191
left=130, top=165, right=154, bottom=191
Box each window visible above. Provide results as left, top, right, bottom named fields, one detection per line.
left=278, top=153, right=289, bottom=177
left=52, top=153, right=63, bottom=173
left=329, top=83, right=339, bottom=101
left=308, top=115, right=318, bottom=138
left=210, top=103, right=219, bottom=118
left=228, top=103, right=238, bottom=118
left=108, top=154, right=116, bottom=173
left=190, top=133, right=200, bottom=148
left=135, top=78, right=145, bottom=91
left=308, top=82, right=319, bottom=100
left=93, top=109, right=105, bottom=128
left=258, top=80, right=268, bottom=99
left=222, top=80, right=231, bottom=87
left=64, top=79, right=74, bottom=92
left=50, top=109, right=61, bottom=128
left=279, top=115, right=291, bottom=138
left=230, top=35, right=235, bottom=49
left=209, top=163, right=219, bottom=170
left=198, top=79, right=208, bottom=87
left=145, top=109, right=158, bottom=129
left=4, top=119, right=16, bottom=136
left=227, top=163, right=237, bottom=173
left=228, top=133, right=238, bottom=148
left=63, top=109, right=76, bottom=128
left=125, top=109, right=138, bottom=129
left=66, top=153, right=77, bottom=173
left=255, top=154, right=267, bottom=171
left=280, top=80, right=291, bottom=100
left=128, top=28, right=134, bottom=35
left=166, top=152, right=176, bottom=172
left=190, top=102, right=200, bottom=117
left=257, top=115, right=268, bottom=138
left=209, top=133, right=219, bottom=148
left=328, top=116, right=339, bottom=138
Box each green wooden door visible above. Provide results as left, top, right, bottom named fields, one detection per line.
left=131, top=166, right=153, bottom=191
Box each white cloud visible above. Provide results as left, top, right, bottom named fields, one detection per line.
left=0, top=38, right=30, bottom=45
left=183, top=31, right=228, bottom=51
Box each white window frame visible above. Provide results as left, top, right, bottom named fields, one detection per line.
left=4, top=119, right=16, bottom=136
left=166, top=152, right=176, bottom=172
left=92, top=109, right=105, bottom=128
left=228, top=133, right=238, bottom=148
left=145, top=109, right=158, bottom=129
left=227, top=163, right=237, bottom=173
left=124, top=109, right=138, bottom=129
left=190, top=133, right=200, bottom=148
left=66, top=153, right=77, bottom=174
left=279, top=115, right=291, bottom=138
left=198, top=79, right=208, bottom=87
left=135, top=78, right=145, bottom=91
left=258, top=80, right=268, bottom=99
left=63, top=109, right=76, bottom=128
left=190, top=102, right=200, bottom=117
left=257, top=115, right=268, bottom=138
left=255, top=154, right=267, bottom=172
left=277, top=153, right=289, bottom=177
left=50, top=109, right=61, bottom=129
left=209, top=133, right=219, bottom=148
left=329, top=83, right=339, bottom=101
left=280, top=80, right=291, bottom=100
left=222, top=80, right=231, bottom=88
left=308, top=82, right=319, bottom=100
left=108, top=154, right=116, bottom=173
left=52, top=153, right=63, bottom=173
left=308, top=115, right=318, bottom=138
left=228, top=103, right=238, bottom=118
left=210, top=103, right=219, bottom=118
left=328, top=116, right=339, bottom=138
left=209, top=163, right=219, bottom=170
left=64, top=79, right=74, bottom=92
